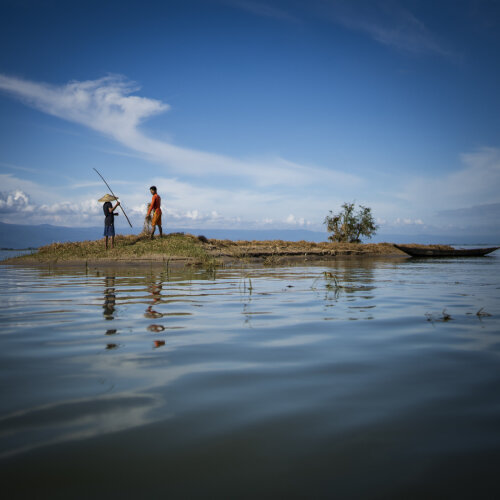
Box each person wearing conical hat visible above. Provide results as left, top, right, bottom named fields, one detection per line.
left=99, top=194, right=120, bottom=249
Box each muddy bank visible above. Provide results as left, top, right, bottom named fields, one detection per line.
left=205, top=239, right=407, bottom=262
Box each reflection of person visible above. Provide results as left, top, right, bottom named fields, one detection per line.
left=146, top=186, right=162, bottom=239
left=144, top=277, right=167, bottom=346
left=145, top=306, right=163, bottom=319
left=149, top=279, right=162, bottom=304
left=144, top=277, right=164, bottom=324
left=99, top=194, right=120, bottom=249
left=103, top=276, right=116, bottom=320
left=148, top=324, right=165, bottom=332
left=144, top=279, right=163, bottom=319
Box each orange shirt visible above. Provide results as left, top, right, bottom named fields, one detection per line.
left=147, top=193, right=162, bottom=217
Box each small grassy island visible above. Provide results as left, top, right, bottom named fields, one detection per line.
left=4, top=233, right=451, bottom=268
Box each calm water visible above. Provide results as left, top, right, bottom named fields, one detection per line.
left=0, top=249, right=35, bottom=260
left=1, top=253, right=500, bottom=498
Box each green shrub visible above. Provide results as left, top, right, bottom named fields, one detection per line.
left=324, top=202, right=378, bottom=243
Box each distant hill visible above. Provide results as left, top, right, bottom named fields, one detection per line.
left=371, top=233, right=500, bottom=246
left=0, top=221, right=498, bottom=249
left=0, top=222, right=326, bottom=248
left=0, top=222, right=122, bottom=248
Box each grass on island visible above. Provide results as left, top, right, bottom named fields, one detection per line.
left=10, top=233, right=214, bottom=266
left=6, top=231, right=413, bottom=267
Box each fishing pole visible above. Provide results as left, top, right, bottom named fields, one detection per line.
left=93, top=168, right=133, bottom=228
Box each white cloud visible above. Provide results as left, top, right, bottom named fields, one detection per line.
left=0, top=73, right=367, bottom=230
left=396, top=147, right=500, bottom=217
left=0, top=74, right=361, bottom=189
left=0, top=74, right=167, bottom=134
left=285, top=214, right=309, bottom=226
left=125, top=176, right=327, bottom=229
left=394, top=217, right=423, bottom=226
left=0, top=182, right=313, bottom=229
left=361, top=146, right=500, bottom=236
left=0, top=188, right=104, bottom=225
left=0, top=190, right=31, bottom=213
left=1, top=74, right=497, bottom=236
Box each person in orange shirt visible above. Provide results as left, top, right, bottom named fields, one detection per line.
left=146, top=185, right=163, bottom=239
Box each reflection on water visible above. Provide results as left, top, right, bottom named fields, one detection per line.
left=103, top=276, right=116, bottom=321
left=1, top=254, right=500, bottom=497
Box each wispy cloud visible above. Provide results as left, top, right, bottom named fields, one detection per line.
left=392, top=147, right=500, bottom=223
left=224, top=0, right=299, bottom=23
left=0, top=74, right=168, bottom=132
left=320, top=0, right=457, bottom=59
left=1, top=74, right=497, bottom=235
left=437, top=202, right=500, bottom=221
left=0, top=72, right=364, bottom=230
left=0, top=73, right=359, bottom=189
left=0, top=161, right=42, bottom=175
left=0, top=173, right=58, bottom=202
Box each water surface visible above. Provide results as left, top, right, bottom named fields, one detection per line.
left=0, top=249, right=34, bottom=260
left=1, top=253, right=500, bottom=498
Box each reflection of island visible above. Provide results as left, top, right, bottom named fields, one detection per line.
left=103, top=276, right=116, bottom=320
left=319, top=263, right=377, bottom=321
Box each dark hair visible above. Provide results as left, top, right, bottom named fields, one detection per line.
left=150, top=186, right=157, bottom=193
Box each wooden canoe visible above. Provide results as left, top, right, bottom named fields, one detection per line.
left=394, top=244, right=500, bottom=257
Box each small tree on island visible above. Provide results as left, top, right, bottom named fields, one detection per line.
left=324, top=202, right=378, bottom=243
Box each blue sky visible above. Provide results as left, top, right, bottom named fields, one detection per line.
left=0, top=0, right=499, bottom=237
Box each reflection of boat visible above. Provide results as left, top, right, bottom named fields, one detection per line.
left=394, top=244, right=500, bottom=257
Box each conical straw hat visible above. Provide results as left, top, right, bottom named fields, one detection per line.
left=98, top=194, right=118, bottom=202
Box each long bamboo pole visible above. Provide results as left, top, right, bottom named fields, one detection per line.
left=94, top=168, right=133, bottom=228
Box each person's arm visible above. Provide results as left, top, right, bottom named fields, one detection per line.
left=146, top=196, right=155, bottom=217
left=110, top=201, right=120, bottom=213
